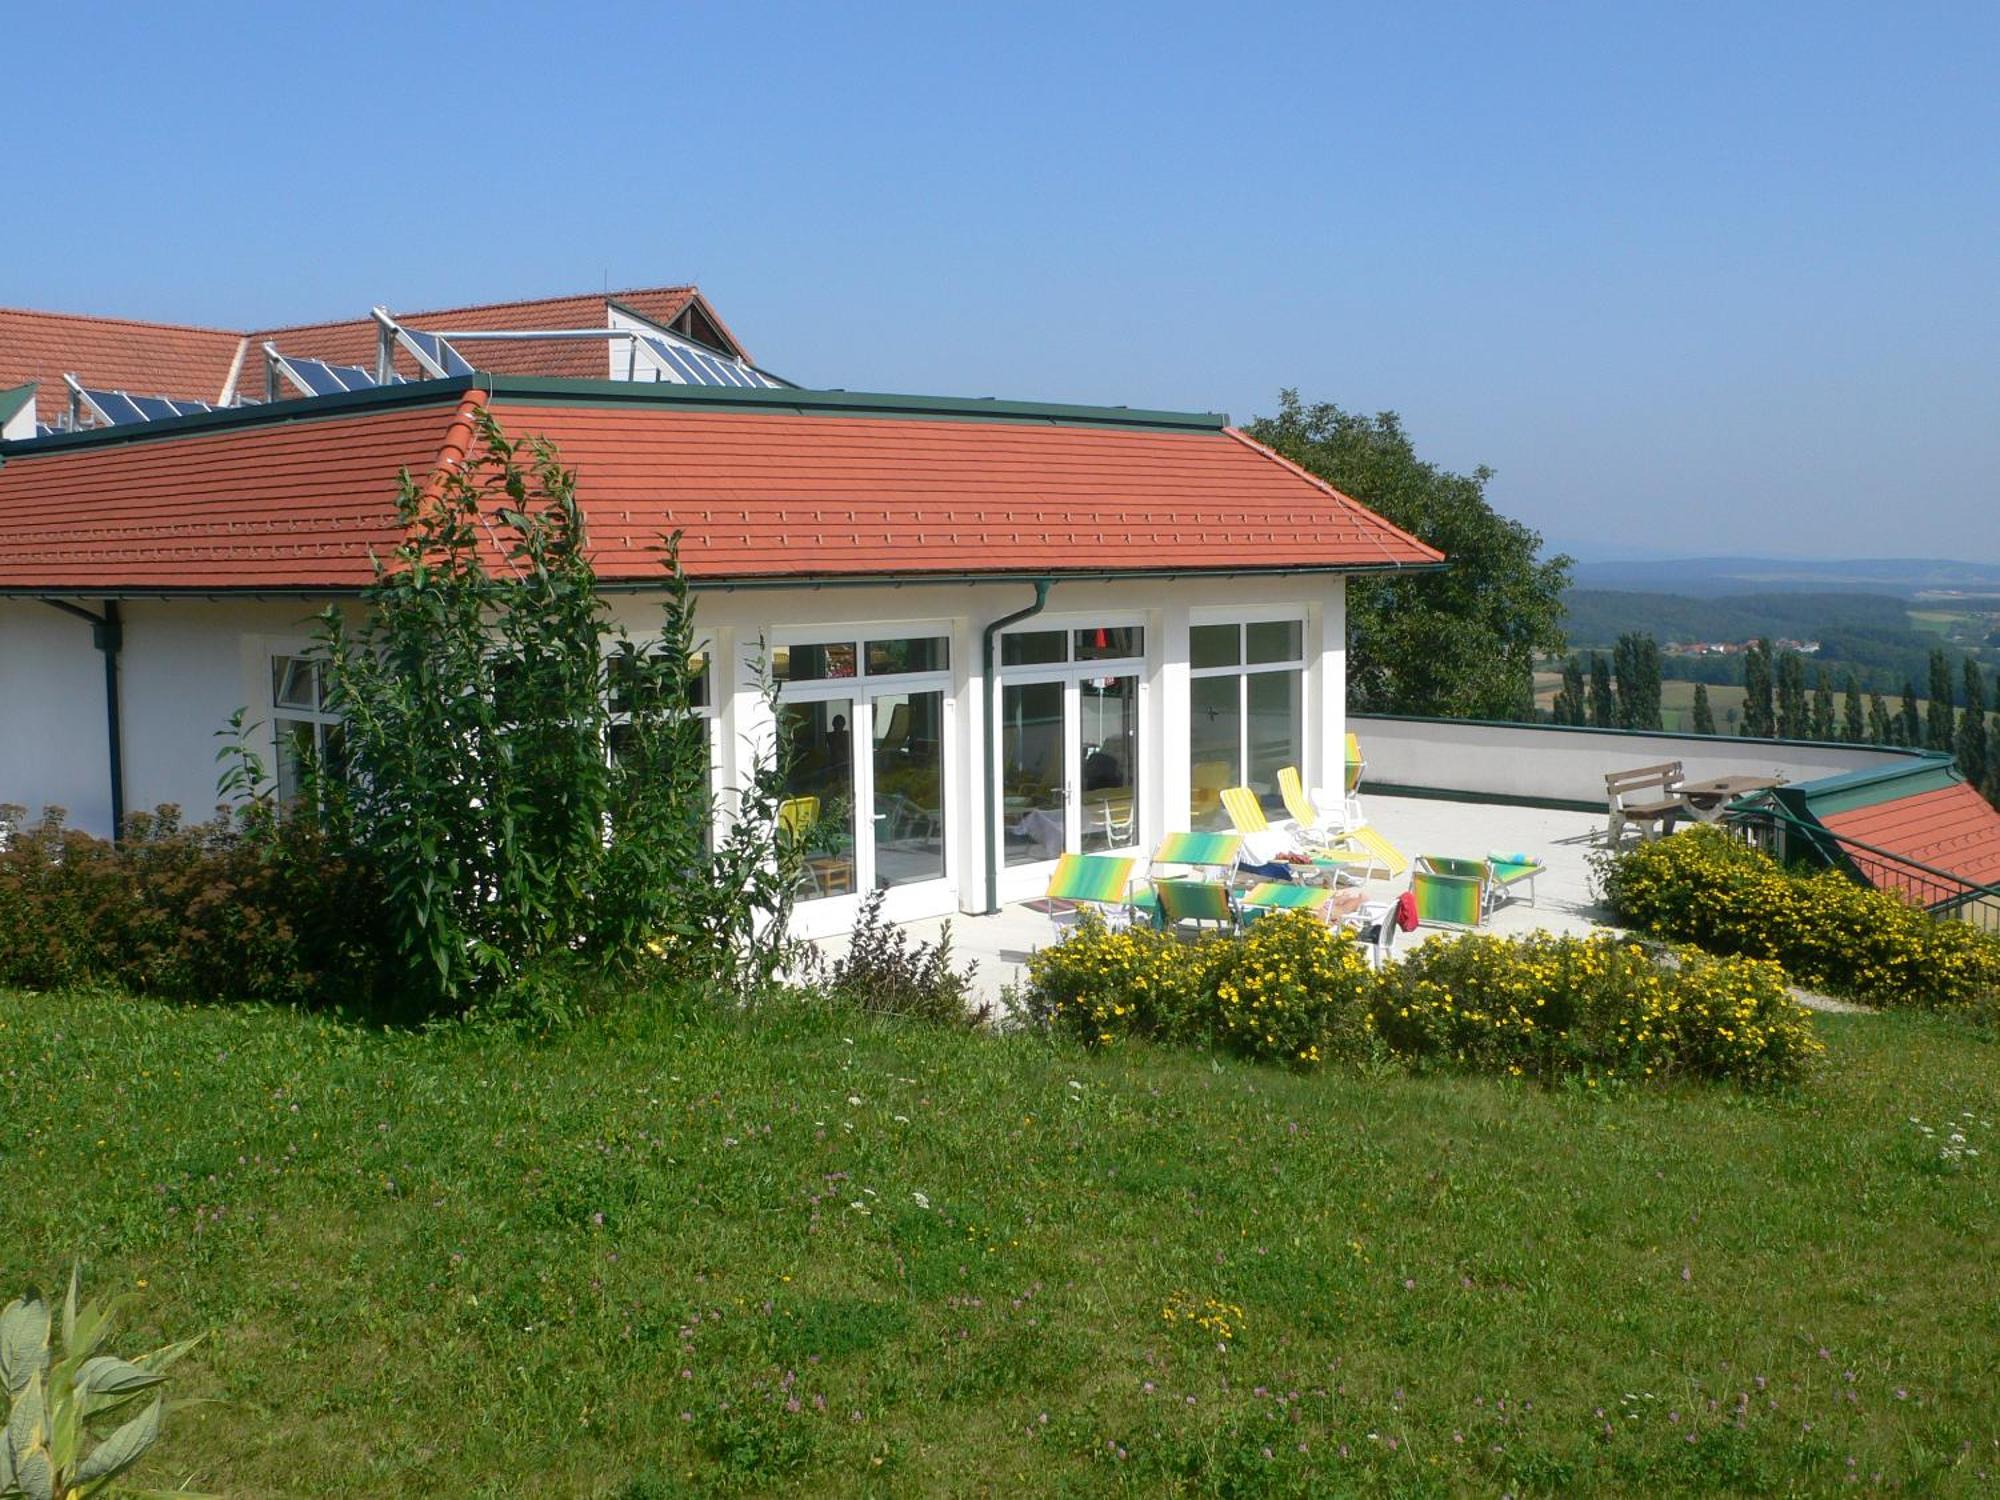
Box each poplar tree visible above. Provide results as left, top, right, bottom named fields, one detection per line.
left=1867, top=689, right=1891, bottom=745
left=1691, top=682, right=1716, bottom=734
left=1811, top=668, right=1835, bottom=740
left=1776, top=651, right=1808, bottom=740
left=1899, top=681, right=1922, bottom=747
left=1588, top=653, right=1615, bottom=729
left=1927, top=649, right=1955, bottom=750
left=1552, top=654, right=1587, bottom=725
left=1842, top=673, right=1865, bottom=742
left=1613, top=632, right=1662, bottom=730
left=1743, top=639, right=1775, bottom=738
left=1958, top=660, right=1989, bottom=788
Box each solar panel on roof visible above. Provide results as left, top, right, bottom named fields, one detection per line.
left=169, top=398, right=213, bottom=417
left=272, top=355, right=399, bottom=398
left=636, top=334, right=780, bottom=389
left=129, top=395, right=182, bottom=422
left=82, top=389, right=147, bottom=425
left=399, top=327, right=475, bottom=377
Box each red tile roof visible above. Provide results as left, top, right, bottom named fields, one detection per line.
left=1819, top=780, right=2000, bottom=893
left=0, top=384, right=1444, bottom=591
left=0, top=308, right=244, bottom=426
left=0, top=287, right=725, bottom=425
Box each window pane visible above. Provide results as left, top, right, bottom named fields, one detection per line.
left=1001, top=680, right=1065, bottom=867
left=1246, top=668, right=1304, bottom=809
left=1079, top=674, right=1140, bottom=851
left=1001, top=630, right=1065, bottom=667
left=866, top=636, right=948, bottom=675
left=274, top=718, right=315, bottom=805
left=1247, top=619, right=1304, bottom=665
left=1190, top=624, right=1240, bottom=670
left=773, top=641, right=858, bottom=682
left=1074, top=625, right=1144, bottom=661
left=272, top=655, right=319, bottom=710
left=872, top=689, right=945, bottom=888
left=778, top=697, right=856, bottom=899
left=1189, top=674, right=1242, bottom=829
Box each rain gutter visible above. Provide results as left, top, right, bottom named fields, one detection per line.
left=982, top=579, right=1053, bottom=914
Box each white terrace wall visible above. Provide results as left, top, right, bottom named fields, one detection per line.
left=1352, top=713, right=1926, bottom=809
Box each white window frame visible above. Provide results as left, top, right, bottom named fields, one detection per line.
left=1185, top=609, right=1309, bottom=805
left=769, top=624, right=957, bottom=924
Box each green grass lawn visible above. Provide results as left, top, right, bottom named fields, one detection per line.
left=4, top=989, right=1997, bottom=1497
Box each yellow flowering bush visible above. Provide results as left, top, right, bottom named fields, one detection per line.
left=1025, top=912, right=1822, bottom=1084
left=1599, top=826, right=2000, bottom=1011
left=1373, top=932, right=1822, bottom=1084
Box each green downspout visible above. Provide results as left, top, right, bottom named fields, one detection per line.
left=982, top=580, right=1052, bottom=914
left=40, top=598, right=125, bottom=839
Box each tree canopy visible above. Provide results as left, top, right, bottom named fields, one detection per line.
left=1247, top=394, right=1571, bottom=719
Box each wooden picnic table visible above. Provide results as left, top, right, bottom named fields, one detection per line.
left=1676, top=774, right=1781, bottom=823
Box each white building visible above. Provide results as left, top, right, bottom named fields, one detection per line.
left=0, top=290, right=1442, bottom=934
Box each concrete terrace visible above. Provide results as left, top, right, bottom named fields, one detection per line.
left=844, top=793, right=1618, bottom=1012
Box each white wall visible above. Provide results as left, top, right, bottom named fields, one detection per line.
left=0, top=600, right=115, bottom=830
left=1352, top=714, right=1922, bottom=807
left=2, top=578, right=1349, bottom=930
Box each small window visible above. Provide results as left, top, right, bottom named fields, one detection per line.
left=1190, top=624, right=1240, bottom=670
left=1001, top=630, right=1066, bottom=667
left=1247, top=620, right=1303, bottom=664
left=773, top=641, right=859, bottom=682
left=270, top=653, right=342, bottom=807
left=1074, top=625, right=1144, bottom=661
left=271, top=656, right=326, bottom=711
left=866, top=636, right=948, bottom=675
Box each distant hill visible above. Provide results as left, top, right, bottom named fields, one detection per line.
left=1571, top=557, right=2000, bottom=599
left=1562, top=590, right=1911, bottom=648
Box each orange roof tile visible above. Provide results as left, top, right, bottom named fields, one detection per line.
left=0, top=383, right=1445, bottom=591
left=0, top=308, right=244, bottom=426
left=1820, top=781, right=2000, bottom=892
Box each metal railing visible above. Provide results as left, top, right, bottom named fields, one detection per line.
left=1730, top=803, right=2000, bottom=935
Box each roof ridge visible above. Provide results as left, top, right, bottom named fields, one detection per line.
left=251, top=284, right=702, bottom=338
left=1220, top=427, right=1445, bottom=567
left=0, top=305, right=246, bottom=336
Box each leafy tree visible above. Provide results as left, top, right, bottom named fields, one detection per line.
left=1612, top=632, right=1663, bottom=730
left=1247, top=395, right=1570, bottom=718
left=1691, top=681, right=1716, bottom=735
left=314, top=410, right=799, bottom=1012
left=1926, top=648, right=1955, bottom=750
left=1842, top=674, right=1865, bottom=742
left=1958, top=660, right=1989, bottom=788
left=1866, top=687, right=1891, bottom=746
left=1899, top=680, right=1922, bottom=747
left=1552, top=654, right=1588, bottom=726
left=1743, top=639, right=1775, bottom=737
left=1775, top=650, right=1808, bottom=740
left=1588, top=653, right=1616, bottom=729
left=1811, top=669, right=1835, bottom=741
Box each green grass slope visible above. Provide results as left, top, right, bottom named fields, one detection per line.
left=3, top=990, right=1996, bottom=1496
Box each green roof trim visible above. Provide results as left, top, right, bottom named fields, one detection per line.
left=0, top=374, right=1232, bottom=462
left=1779, top=755, right=1962, bottom=820
left=0, top=382, right=36, bottom=428
left=478, top=374, right=1228, bottom=431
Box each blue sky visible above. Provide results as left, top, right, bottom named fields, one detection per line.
left=8, top=2, right=1995, bottom=560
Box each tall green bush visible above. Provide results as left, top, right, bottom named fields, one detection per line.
left=311, top=409, right=799, bottom=1012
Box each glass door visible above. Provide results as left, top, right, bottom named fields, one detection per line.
left=996, top=623, right=1145, bottom=899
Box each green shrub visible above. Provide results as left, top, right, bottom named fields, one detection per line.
left=1025, top=916, right=1821, bottom=1085
left=800, top=890, right=986, bottom=1026
left=1375, top=932, right=1821, bottom=1085
left=1598, top=826, right=2000, bottom=1010
left=0, top=802, right=384, bottom=1006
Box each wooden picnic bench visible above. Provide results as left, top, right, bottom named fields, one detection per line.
left=1604, top=761, right=1684, bottom=846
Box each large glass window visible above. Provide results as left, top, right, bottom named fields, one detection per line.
left=1078, top=674, right=1139, bottom=852
left=1001, top=680, right=1066, bottom=867
left=872, top=689, right=945, bottom=887
left=779, top=697, right=857, bottom=898
left=1186, top=619, right=1305, bottom=826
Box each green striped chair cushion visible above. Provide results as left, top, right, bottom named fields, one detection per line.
left=1045, top=853, right=1136, bottom=905
left=1239, top=882, right=1332, bottom=913
left=1156, top=879, right=1236, bottom=926
left=1411, top=868, right=1484, bottom=929
left=1152, top=830, right=1243, bottom=869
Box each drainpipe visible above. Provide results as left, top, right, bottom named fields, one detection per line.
left=41, top=599, right=125, bottom=839
left=981, top=579, right=1053, bottom=914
